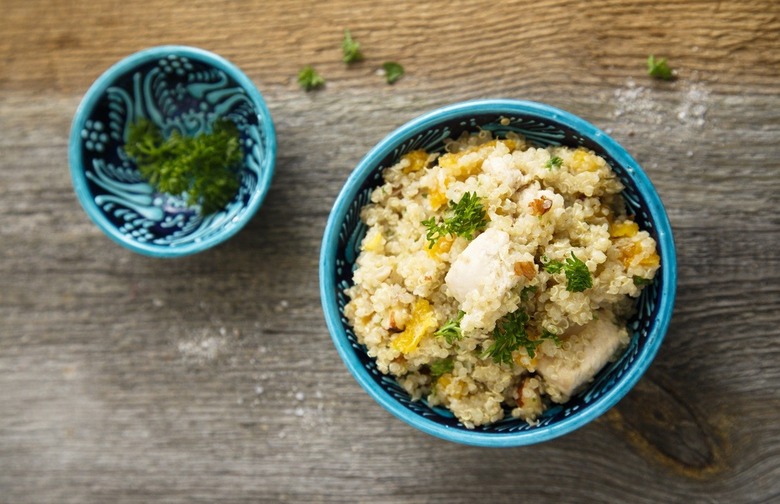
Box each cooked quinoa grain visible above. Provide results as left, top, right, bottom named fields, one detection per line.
left=344, top=133, right=660, bottom=428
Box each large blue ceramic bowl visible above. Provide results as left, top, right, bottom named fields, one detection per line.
left=69, top=46, right=276, bottom=257
left=320, top=99, right=676, bottom=447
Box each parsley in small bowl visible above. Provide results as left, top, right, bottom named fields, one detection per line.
left=69, top=46, right=276, bottom=257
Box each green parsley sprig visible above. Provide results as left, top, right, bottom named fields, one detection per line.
left=520, top=285, right=538, bottom=301
left=434, top=310, right=465, bottom=345
left=647, top=55, right=675, bottom=80
left=540, top=328, right=561, bottom=346
left=382, top=61, right=404, bottom=84
left=298, top=65, right=325, bottom=91
left=633, top=275, right=652, bottom=286
left=422, top=192, right=488, bottom=248
left=429, top=358, right=455, bottom=378
left=545, top=156, right=563, bottom=170
left=542, top=252, right=593, bottom=292
left=342, top=30, right=364, bottom=64
left=483, top=309, right=530, bottom=364
left=124, top=118, right=242, bottom=215
left=483, top=310, right=561, bottom=364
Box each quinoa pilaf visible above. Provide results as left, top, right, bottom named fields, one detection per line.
left=344, top=131, right=660, bottom=428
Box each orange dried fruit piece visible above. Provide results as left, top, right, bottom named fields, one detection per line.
left=571, top=149, right=601, bottom=172
left=428, top=186, right=448, bottom=211
left=610, top=220, right=639, bottom=238
left=391, top=299, right=437, bottom=354
left=426, top=235, right=454, bottom=259
left=401, top=150, right=430, bottom=174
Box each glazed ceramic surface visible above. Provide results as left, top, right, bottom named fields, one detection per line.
left=320, top=99, right=677, bottom=447
left=69, top=46, right=276, bottom=257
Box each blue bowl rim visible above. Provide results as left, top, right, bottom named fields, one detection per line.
left=68, top=45, right=277, bottom=258
left=319, top=98, right=677, bottom=447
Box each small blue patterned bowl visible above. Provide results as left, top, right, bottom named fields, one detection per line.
left=320, top=99, right=677, bottom=447
left=69, top=46, right=276, bottom=257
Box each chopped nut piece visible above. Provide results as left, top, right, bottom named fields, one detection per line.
left=514, top=261, right=536, bottom=280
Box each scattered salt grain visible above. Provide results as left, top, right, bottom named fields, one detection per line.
left=177, top=335, right=225, bottom=363
left=295, top=392, right=305, bottom=401
left=294, top=407, right=305, bottom=417
left=612, top=78, right=664, bottom=125
left=255, top=385, right=264, bottom=395
left=676, top=82, right=710, bottom=128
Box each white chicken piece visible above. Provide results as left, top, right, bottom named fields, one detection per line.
left=444, top=228, right=526, bottom=332
left=445, top=228, right=515, bottom=304
left=536, top=316, right=628, bottom=403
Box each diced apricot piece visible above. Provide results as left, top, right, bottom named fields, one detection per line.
left=428, top=187, right=448, bottom=211
left=571, top=149, right=601, bottom=172
left=361, top=231, right=384, bottom=252
left=640, top=251, right=660, bottom=267
left=426, top=235, right=454, bottom=259
left=391, top=299, right=437, bottom=354
left=619, top=241, right=643, bottom=267
left=438, top=152, right=482, bottom=179
left=437, top=373, right=467, bottom=398
left=401, top=150, right=430, bottom=174
left=610, top=221, right=639, bottom=238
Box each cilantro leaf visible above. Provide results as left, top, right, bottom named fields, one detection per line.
left=342, top=30, right=364, bottom=64
left=422, top=192, right=488, bottom=248
left=647, top=55, right=675, bottom=80
left=434, top=310, right=465, bottom=345
left=382, top=61, right=404, bottom=84
left=298, top=65, right=325, bottom=91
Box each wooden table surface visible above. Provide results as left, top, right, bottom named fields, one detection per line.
left=1, top=0, right=779, bottom=502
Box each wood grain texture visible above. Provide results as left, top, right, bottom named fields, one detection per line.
left=1, top=0, right=779, bottom=502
